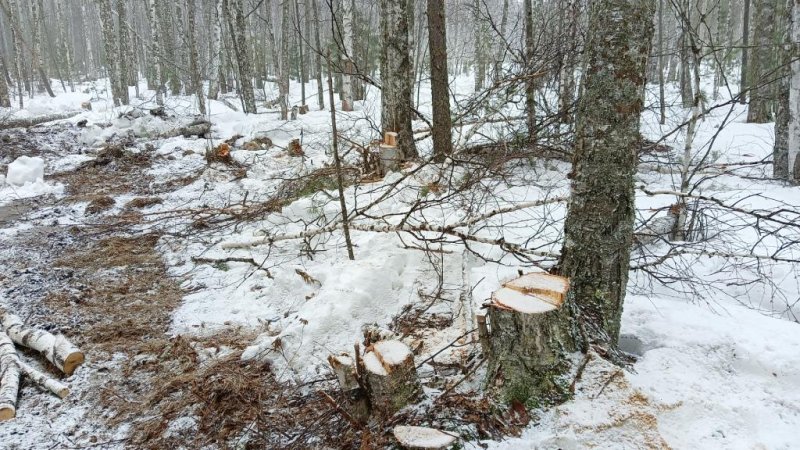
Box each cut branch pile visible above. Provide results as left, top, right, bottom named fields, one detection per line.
left=0, top=306, right=84, bottom=421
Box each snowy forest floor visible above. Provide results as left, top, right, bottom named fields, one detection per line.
left=0, top=77, right=799, bottom=449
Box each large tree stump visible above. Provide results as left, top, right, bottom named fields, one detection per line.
left=363, top=340, right=421, bottom=417
left=1, top=309, right=85, bottom=375
left=485, top=272, right=578, bottom=405
left=0, top=332, right=20, bottom=421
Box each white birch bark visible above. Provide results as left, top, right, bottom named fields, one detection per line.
left=789, top=0, right=800, bottom=182
left=17, top=359, right=69, bottom=399
left=0, top=332, right=19, bottom=421
left=341, top=0, right=354, bottom=111
left=207, top=0, right=224, bottom=100
left=148, top=0, right=164, bottom=105
left=279, top=0, right=291, bottom=119
left=1, top=309, right=85, bottom=376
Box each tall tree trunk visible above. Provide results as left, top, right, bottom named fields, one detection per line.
left=559, top=0, right=580, bottom=124
left=294, top=0, right=307, bottom=107
left=186, top=0, right=206, bottom=115
left=207, top=0, right=224, bottom=100
left=148, top=0, right=164, bottom=105
left=56, top=0, right=75, bottom=93
left=226, top=0, right=257, bottom=113
left=788, top=0, right=800, bottom=182
left=341, top=0, right=355, bottom=111
left=7, top=0, right=26, bottom=107
left=472, top=0, right=486, bottom=91
left=311, top=0, right=324, bottom=110
left=279, top=0, right=290, bottom=119
left=658, top=0, right=666, bottom=124
left=98, top=0, right=122, bottom=106
left=747, top=0, right=777, bottom=123
left=116, top=0, right=131, bottom=105
left=740, top=0, right=751, bottom=103
left=492, top=0, right=509, bottom=83
left=0, top=58, right=9, bottom=107
left=560, top=0, right=656, bottom=346
left=524, top=0, right=537, bottom=143
left=427, top=0, right=453, bottom=162
left=30, top=0, right=55, bottom=97
left=380, top=0, right=417, bottom=158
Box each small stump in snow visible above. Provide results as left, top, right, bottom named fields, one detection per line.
left=393, top=426, right=458, bottom=449
left=328, top=354, right=370, bottom=422
left=363, top=340, right=421, bottom=418
left=486, top=272, right=577, bottom=405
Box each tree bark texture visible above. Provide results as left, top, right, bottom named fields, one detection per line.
left=427, top=0, right=453, bottom=161
left=560, top=0, right=656, bottom=346
left=380, top=0, right=418, bottom=159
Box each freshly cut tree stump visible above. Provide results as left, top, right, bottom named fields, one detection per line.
left=363, top=340, right=421, bottom=417
left=328, top=353, right=369, bottom=422
left=393, top=425, right=458, bottom=449
left=0, top=332, right=20, bottom=421
left=1, top=310, right=85, bottom=375
left=486, top=272, right=577, bottom=405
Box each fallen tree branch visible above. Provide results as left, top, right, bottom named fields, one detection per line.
left=17, top=360, right=69, bottom=399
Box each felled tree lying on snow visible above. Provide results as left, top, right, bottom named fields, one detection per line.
left=0, top=306, right=85, bottom=421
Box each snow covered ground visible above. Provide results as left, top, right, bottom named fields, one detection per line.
left=0, top=72, right=798, bottom=449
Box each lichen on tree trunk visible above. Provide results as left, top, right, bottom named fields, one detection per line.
left=559, top=0, right=655, bottom=347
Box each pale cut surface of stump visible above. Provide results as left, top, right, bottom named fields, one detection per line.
left=393, top=425, right=458, bottom=449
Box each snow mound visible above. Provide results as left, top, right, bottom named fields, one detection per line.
left=6, top=156, right=45, bottom=186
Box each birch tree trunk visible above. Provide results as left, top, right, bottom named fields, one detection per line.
left=311, top=0, right=324, bottom=110
left=0, top=332, right=20, bottom=421
left=148, top=0, right=164, bottom=105
left=207, top=0, right=224, bottom=100
left=226, top=0, right=257, bottom=114
left=472, top=0, right=487, bottom=91
left=788, top=0, right=800, bottom=182
left=427, top=0, right=453, bottom=162
left=294, top=0, right=307, bottom=108
left=56, top=0, right=75, bottom=93
left=279, top=0, right=291, bottom=119
left=559, top=0, right=655, bottom=346
left=524, top=0, right=537, bottom=143
left=30, top=0, right=56, bottom=97
left=341, top=0, right=355, bottom=111
left=8, top=0, right=25, bottom=108
left=380, top=0, right=417, bottom=159
left=116, top=0, right=131, bottom=105
left=98, top=0, right=123, bottom=106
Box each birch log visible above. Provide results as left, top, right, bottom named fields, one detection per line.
left=0, top=332, right=20, bottom=421
left=18, top=360, right=69, bottom=399
left=485, top=272, right=577, bottom=405
left=0, top=310, right=84, bottom=375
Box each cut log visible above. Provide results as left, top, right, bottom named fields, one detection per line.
left=0, top=111, right=81, bottom=130
left=17, top=360, right=69, bottom=399
left=485, top=272, right=578, bottom=405
left=0, top=332, right=19, bottom=421
left=393, top=426, right=458, bottom=450
left=363, top=340, right=421, bottom=417
left=384, top=131, right=398, bottom=147
left=0, top=310, right=85, bottom=375
left=157, top=119, right=212, bottom=139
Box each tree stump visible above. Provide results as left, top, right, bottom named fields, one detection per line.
left=485, top=272, right=577, bottom=405
left=393, top=426, right=458, bottom=449
left=379, top=132, right=401, bottom=174
left=363, top=340, right=421, bottom=417
left=328, top=354, right=369, bottom=422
